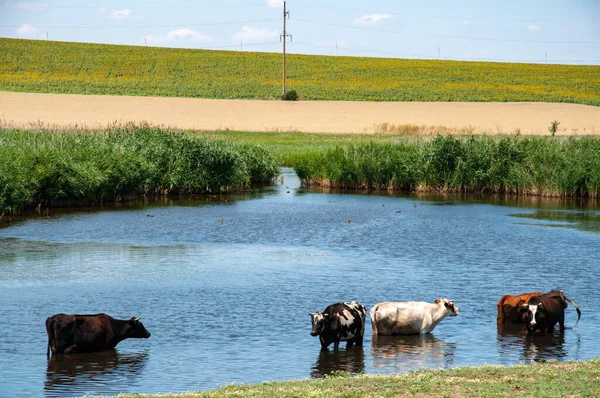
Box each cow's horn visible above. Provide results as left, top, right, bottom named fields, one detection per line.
left=134, top=317, right=141, bottom=322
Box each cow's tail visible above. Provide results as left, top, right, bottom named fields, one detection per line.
left=369, top=304, right=380, bottom=337
left=565, top=296, right=582, bottom=328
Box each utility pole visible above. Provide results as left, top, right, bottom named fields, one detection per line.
left=280, top=1, right=291, bottom=96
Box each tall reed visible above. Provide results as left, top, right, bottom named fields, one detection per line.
left=291, top=135, right=600, bottom=197
left=0, top=126, right=280, bottom=216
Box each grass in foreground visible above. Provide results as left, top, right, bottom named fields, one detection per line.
left=105, top=359, right=600, bottom=397
left=1, top=38, right=599, bottom=105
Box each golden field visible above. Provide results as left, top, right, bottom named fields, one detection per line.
left=1, top=38, right=599, bottom=105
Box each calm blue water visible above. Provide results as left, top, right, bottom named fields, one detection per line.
left=0, top=169, right=598, bottom=397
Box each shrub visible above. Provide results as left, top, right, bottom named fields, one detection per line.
left=281, top=89, right=299, bottom=101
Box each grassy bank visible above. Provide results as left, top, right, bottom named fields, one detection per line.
left=290, top=135, right=600, bottom=197
left=110, top=359, right=600, bottom=397
left=0, top=126, right=279, bottom=216
left=1, top=38, right=599, bottom=105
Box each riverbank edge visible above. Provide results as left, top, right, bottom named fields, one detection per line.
left=102, top=359, right=600, bottom=397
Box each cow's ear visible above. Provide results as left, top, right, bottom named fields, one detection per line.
left=129, top=317, right=137, bottom=324
left=519, top=305, right=529, bottom=313
left=434, top=299, right=440, bottom=304
left=309, top=312, right=315, bottom=317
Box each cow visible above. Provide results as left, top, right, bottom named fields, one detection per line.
left=370, top=299, right=459, bottom=336
left=520, top=290, right=581, bottom=335
left=309, top=301, right=366, bottom=350
left=46, top=313, right=151, bottom=358
left=497, top=291, right=542, bottom=324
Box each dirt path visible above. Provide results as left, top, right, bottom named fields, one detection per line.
left=1, top=91, right=599, bottom=135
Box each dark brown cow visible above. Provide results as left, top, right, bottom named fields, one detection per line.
left=46, top=313, right=151, bottom=358
left=497, top=292, right=541, bottom=324
left=521, top=290, right=581, bottom=334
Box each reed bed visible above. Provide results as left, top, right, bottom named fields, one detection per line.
left=290, top=135, right=600, bottom=197
left=1, top=38, right=599, bottom=105
left=0, top=126, right=280, bottom=216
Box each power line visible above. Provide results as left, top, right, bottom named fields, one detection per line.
left=0, top=18, right=280, bottom=29
left=0, top=2, right=267, bottom=10
left=294, top=18, right=600, bottom=45
left=296, top=5, right=574, bottom=24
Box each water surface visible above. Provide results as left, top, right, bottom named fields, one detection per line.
left=1, top=169, right=598, bottom=397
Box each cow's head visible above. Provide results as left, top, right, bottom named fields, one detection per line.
left=127, top=317, right=151, bottom=339
left=436, top=299, right=459, bottom=317
left=521, top=300, right=545, bottom=334
left=309, top=312, right=328, bottom=336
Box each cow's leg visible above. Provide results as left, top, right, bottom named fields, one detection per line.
left=558, top=313, right=566, bottom=330
left=355, top=332, right=364, bottom=347
left=333, top=340, right=340, bottom=350
left=346, top=340, right=354, bottom=348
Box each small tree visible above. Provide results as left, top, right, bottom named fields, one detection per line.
left=548, top=120, right=560, bottom=136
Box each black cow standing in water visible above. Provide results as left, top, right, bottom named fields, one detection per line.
left=46, top=313, right=151, bottom=358
left=521, top=290, right=581, bottom=335
left=309, top=301, right=366, bottom=350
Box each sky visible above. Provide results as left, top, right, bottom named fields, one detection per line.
left=1, top=0, right=599, bottom=64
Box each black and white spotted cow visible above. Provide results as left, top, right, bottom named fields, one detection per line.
left=309, top=301, right=366, bottom=350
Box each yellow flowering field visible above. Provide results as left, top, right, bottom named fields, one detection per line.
left=0, top=38, right=598, bottom=105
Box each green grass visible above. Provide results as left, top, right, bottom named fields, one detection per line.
left=1, top=38, right=599, bottom=105
left=0, top=126, right=280, bottom=216
left=101, top=359, right=600, bottom=397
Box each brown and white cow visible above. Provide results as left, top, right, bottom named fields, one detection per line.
left=370, top=299, right=459, bottom=336
left=497, top=292, right=541, bottom=324
left=520, top=290, right=581, bottom=335
left=309, top=301, right=366, bottom=350
left=46, top=313, right=151, bottom=358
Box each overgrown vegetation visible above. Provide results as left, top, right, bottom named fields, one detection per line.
left=290, top=135, right=600, bottom=197
left=1, top=38, right=599, bottom=105
left=0, top=126, right=279, bottom=216
left=112, top=359, right=600, bottom=397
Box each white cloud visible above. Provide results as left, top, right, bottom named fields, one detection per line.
left=461, top=20, right=469, bottom=26
left=233, top=26, right=278, bottom=43
left=266, top=0, right=283, bottom=7
left=16, top=24, right=38, bottom=37
left=354, top=13, right=393, bottom=25
left=2, top=2, right=47, bottom=10
left=527, top=24, right=541, bottom=32
left=145, top=29, right=213, bottom=45
left=109, top=9, right=131, bottom=20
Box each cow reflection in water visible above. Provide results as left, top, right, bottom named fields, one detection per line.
left=45, top=350, right=148, bottom=395
left=497, top=324, right=568, bottom=363
left=311, top=347, right=365, bottom=378
left=371, top=334, right=455, bottom=372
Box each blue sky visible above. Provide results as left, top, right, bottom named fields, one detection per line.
left=1, top=0, right=599, bottom=64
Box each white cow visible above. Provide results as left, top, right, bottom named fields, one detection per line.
left=370, top=299, right=459, bottom=336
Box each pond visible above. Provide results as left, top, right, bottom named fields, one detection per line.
left=1, top=169, right=599, bottom=397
